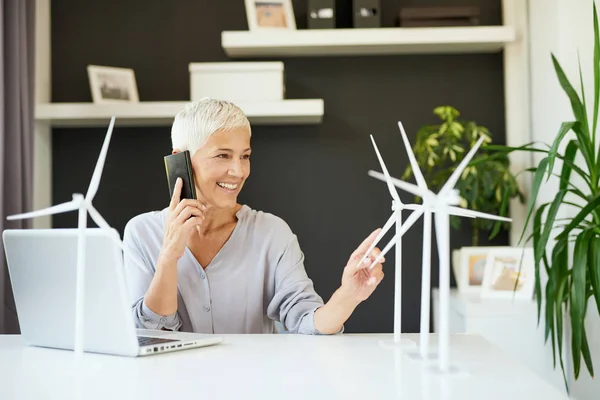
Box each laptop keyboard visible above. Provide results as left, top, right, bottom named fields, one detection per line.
left=137, top=336, right=179, bottom=346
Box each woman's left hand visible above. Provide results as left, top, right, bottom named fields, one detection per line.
left=340, top=229, right=385, bottom=303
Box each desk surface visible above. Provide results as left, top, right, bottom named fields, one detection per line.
left=0, top=333, right=567, bottom=400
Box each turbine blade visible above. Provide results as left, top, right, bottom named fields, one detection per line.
left=368, top=234, right=397, bottom=270
left=6, top=201, right=79, bottom=221
left=447, top=206, right=512, bottom=222
left=87, top=204, right=124, bottom=250
left=356, top=210, right=398, bottom=269
left=396, top=207, right=425, bottom=238
left=369, top=135, right=401, bottom=203
left=369, top=207, right=425, bottom=269
left=397, top=121, right=428, bottom=190
left=86, top=117, right=116, bottom=200
left=446, top=207, right=476, bottom=218
left=403, top=204, right=422, bottom=211
left=87, top=204, right=111, bottom=230
left=439, top=135, right=485, bottom=197
left=368, top=170, right=427, bottom=198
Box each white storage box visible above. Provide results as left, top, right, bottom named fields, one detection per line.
left=189, top=62, right=285, bottom=102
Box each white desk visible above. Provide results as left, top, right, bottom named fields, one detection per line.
left=0, top=333, right=567, bottom=400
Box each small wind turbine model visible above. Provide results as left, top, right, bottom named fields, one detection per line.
left=368, top=121, right=512, bottom=373
left=356, top=135, right=425, bottom=347
left=7, top=117, right=122, bottom=357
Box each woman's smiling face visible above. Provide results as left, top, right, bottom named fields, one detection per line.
left=187, top=127, right=251, bottom=209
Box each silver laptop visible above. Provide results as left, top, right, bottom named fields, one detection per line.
left=2, top=228, right=223, bottom=357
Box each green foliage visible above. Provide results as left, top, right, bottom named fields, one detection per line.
left=481, top=3, right=600, bottom=390
left=401, top=105, right=524, bottom=246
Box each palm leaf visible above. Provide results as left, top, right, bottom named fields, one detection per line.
left=555, top=270, right=570, bottom=388
left=533, top=203, right=550, bottom=323
left=570, top=123, right=596, bottom=176
left=547, top=122, right=576, bottom=180
left=556, top=192, right=600, bottom=241
left=593, top=1, right=599, bottom=148
left=560, top=140, right=592, bottom=189
left=590, top=236, right=600, bottom=316
left=570, top=230, right=592, bottom=379
left=521, top=158, right=549, bottom=245
left=545, top=276, right=556, bottom=349
left=551, top=53, right=590, bottom=138
left=489, top=185, right=510, bottom=240
left=551, top=239, right=568, bottom=380
left=582, top=323, right=595, bottom=378
left=578, top=53, right=588, bottom=141
left=537, top=190, right=567, bottom=270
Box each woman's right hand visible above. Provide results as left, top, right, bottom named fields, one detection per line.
left=159, top=177, right=205, bottom=263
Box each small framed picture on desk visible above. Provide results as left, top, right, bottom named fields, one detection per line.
left=455, top=246, right=497, bottom=294
left=481, top=247, right=535, bottom=300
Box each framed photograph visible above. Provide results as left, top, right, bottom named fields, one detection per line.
left=481, top=247, right=535, bottom=300
left=87, top=65, right=139, bottom=104
left=245, top=0, right=297, bottom=31
left=456, top=247, right=498, bottom=294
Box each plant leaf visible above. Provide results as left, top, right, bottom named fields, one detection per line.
left=552, top=53, right=590, bottom=138
left=570, top=123, right=596, bottom=178
left=582, top=321, right=595, bottom=378
left=589, top=236, right=600, bottom=317
left=556, top=192, right=600, bottom=240
left=548, top=122, right=576, bottom=181
left=537, top=190, right=567, bottom=272
left=484, top=142, right=547, bottom=153
left=571, top=230, right=592, bottom=379
left=578, top=52, right=588, bottom=140
left=593, top=1, right=600, bottom=147
left=545, top=276, right=556, bottom=347
left=489, top=185, right=510, bottom=240
left=519, top=158, right=549, bottom=245
left=556, top=297, right=568, bottom=389
left=555, top=269, right=570, bottom=383
left=559, top=140, right=591, bottom=192
left=533, top=203, right=550, bottom=324
left=552, top=239, right=568, bottom=382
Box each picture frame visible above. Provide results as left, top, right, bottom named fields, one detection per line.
left=87, top=65, right=140, bottom=104
left=480, top=247, right=535, bottom=300
left=245, top=0, right=297, bottom=31
left=455, top=246, right=498, bottom=294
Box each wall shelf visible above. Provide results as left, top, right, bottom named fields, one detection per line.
left=221, top=26, right=517, bottom=58
left=35, top=100, right=325, bottom=127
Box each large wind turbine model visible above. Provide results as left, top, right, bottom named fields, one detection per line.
left=369, top=123, right=512, bottom=373
left=363, top=130, right=483, bottom=349
left=7, top=117, right=122, bottom=357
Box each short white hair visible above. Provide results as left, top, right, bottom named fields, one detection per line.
left=171, top=98, right=251, bottom=156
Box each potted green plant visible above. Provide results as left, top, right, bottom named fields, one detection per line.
left=480, top=3, right=600, bottom=389
left=402, top=105, right=524, bottom=246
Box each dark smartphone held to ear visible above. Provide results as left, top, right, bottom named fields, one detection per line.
left=164, top=150, right=197, bottom=200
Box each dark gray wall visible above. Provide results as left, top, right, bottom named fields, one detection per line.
left=51, top=0, right=508, bottom=333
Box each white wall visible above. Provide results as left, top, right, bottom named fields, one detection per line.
left=528, top=0, right=600, bottom=398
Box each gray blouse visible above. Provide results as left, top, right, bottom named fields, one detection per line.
left=123, top=205, right=337, bottom=335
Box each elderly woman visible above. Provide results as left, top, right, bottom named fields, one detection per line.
left=123, top=98, right=385, bottom=335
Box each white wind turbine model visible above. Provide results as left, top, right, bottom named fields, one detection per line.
left=369, top=122, right=512, bottom=373
left=7, top=117, right=122, bottom=357
left=362, top=131, right=483, bottom=348
left=356, top=135, right=425, bottom=347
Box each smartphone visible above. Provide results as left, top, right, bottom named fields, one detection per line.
left=164, top=150, right=197, bottom=200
